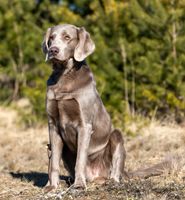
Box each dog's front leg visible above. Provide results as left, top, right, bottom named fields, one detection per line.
left=45, top=116, right=63, bottom=192
left=74, top=124, right=92, bottom=189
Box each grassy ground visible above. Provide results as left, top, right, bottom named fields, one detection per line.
left=0, top=106, right=184, bottom=200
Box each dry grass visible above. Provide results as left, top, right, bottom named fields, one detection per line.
left=0, top=106, right=184, bottom=200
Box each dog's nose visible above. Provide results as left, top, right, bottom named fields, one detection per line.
left=49, top=47, right=59, bottom=56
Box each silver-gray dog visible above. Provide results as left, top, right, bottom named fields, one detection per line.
left=42, top=24, right=172, bottom=192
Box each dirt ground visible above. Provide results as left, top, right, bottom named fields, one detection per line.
left=0, top=106, right=184, bottom=200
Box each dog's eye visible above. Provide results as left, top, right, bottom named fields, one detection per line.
left=64, top=35, right=70, bottom=41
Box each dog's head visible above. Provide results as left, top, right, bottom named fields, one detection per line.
left=42, top=24, right=95, bottom=63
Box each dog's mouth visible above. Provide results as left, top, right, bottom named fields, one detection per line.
left=46, top=54, right=62, bottom=63
left=45, top=52, right=69, bottom=67
left=50, top=57, right=63, bottom=64
left=47, top=56, right=69, bottom=67
left=48, top=53, right=58, bottom=60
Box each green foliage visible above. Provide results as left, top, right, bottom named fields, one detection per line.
left=0, top=0, right=185, bottom=129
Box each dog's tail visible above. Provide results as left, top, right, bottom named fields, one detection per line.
left=125, top=155, right=183, bottom=179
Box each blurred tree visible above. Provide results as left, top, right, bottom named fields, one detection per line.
left=126, top=0, right=185, bottom=119
left=0, top=0, right=185, bottom=127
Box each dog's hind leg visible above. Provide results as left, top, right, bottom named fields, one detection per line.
left=109, top=129, right=126, bottom=182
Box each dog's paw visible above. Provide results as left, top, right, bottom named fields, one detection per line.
left=73, top=177, right=86, bottom=190
left=68, top=182, right=85, bottom=195
left=73, top=182, right=85, bottom=190
left=44, top=185, right=56, bottom=193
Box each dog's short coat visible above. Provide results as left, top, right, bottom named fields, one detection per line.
left=42, top=24, right=173, bottom=192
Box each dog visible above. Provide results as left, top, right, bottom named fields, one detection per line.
left=42, top=24, right=174, bottom=192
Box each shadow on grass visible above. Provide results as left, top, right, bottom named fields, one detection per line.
left=10, top=172, right=72, bottom=188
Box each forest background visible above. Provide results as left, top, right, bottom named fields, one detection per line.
left=1, top=0, right=185, bottom=132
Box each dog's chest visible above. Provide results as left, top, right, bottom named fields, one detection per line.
left=46, top=87, right=81, bottom=125
left=58, top=98, right=81, bottom=127
left=46, top=93, right=81, bottom=151
left=58, top=98, right=81, bottom=151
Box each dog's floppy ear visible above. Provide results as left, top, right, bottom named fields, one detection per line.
left=42, top=28, right=51, bottom=60
left=74, top=27, right=95, bottom=62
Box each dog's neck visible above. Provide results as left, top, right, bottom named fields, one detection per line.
left=47, top=58, right=86, bottom=86
left=51, top=58, right=85, bottom=74
left=52, top=58, right=73, bottom=74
